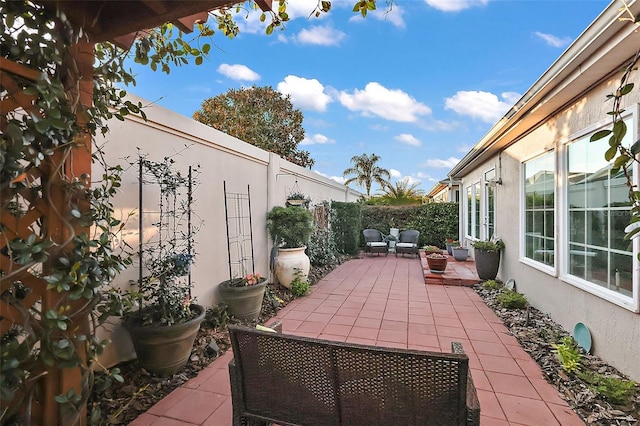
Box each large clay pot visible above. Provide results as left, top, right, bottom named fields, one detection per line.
left=218, top=279, right=267, bottom=321
left=124, top=304, right=205, bottom=376
left=474, top=249, right=501, bottom=280
left=275, top=246, right=310, bottom=288
left=426, top=254, right=448, bottom=274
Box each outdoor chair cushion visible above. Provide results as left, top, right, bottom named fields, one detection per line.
left=396, top=242, right=417, bottom=248
left=367, top=242, right=387, bottom=247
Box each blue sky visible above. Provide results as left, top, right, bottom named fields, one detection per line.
left=126, top=0, right=609, bottom=195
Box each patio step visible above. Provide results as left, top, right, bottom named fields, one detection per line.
left=420, top=250, right=481, bottom=286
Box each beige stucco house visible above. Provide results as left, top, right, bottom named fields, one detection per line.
left=448, top=0, right=640, bottom=380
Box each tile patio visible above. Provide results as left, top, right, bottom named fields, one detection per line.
left=130, top=255, right=583, bottom=426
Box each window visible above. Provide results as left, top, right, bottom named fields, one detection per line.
left=566, top=120, right=636, bottom=301
left=466, top=182, right=481, bottom=239
left=523, top=152, right=555, bottom=267
left=484, top=169, right=496, bottom=239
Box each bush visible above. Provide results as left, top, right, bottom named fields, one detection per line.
left=331, top=202, right=362, bottom=255
left=267, top=206, right=314, bottom=248
left=290, top=269, right=310, bottom=296
left=471, top=238, right=505, bottom=252
left=552, top=336, right=582, bottom=374
left=578, top=371, right=637, bottom=405
left=482, top=279, right=501, bottom=290
left=308, top=228, right=338, bottom=267
left=497, top=289, right=527, bottom=309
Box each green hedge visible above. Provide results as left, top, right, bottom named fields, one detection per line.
left=330, top=201, right=362, bottom=255
left=361, top=203, right=459, bottom=248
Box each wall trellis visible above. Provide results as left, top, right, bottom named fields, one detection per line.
left=223, top=182, right=256, bottom=280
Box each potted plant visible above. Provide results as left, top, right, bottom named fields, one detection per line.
left=471, top=238, right=505, bottom=280
left=422, top=245, right=442, bottom=256
left=452, top=245, right=469, bottom=261
left=122, top=156, right=205, bottom=376
left=218, top=272, right=268, bottom=321
left=445, top=238, right=459, bottom=255
left=426, top=253, right=448, bottom=273
left=267, top=206, right=314, bottom=288
left=286, top=191, right=310, bottom=207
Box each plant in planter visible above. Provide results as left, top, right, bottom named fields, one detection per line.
left=422, top=245, right=442, bottom=255
left=452, top=245, right=469, bottom=261
left=267, top=206, right=314, bottom=288
left=426, top=253, right=448, bottom=273
left=218, top=272, right=268, bottom=321
left=122, top=156, right=205, bottom=376
left=471, top=238, right=505, bottom=280
left=286, top=191, right=311, bottom=208
left=445, top=238, right=459, bottom=255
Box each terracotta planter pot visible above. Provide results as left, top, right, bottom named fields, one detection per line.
left=218, top=279, right=267, bottom=321
left=124, top=304, right=205, bottom=376
left=474, top=249, right=501, bottom=280
left=275, top=246, right=310, bottom=288
left=426, top=255, right=448, bottom=274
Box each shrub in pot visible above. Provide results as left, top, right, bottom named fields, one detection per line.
left=471, top=238, right=505, bottom=280
left=267, top=206, right=314, bottom=288
left=452, top=245, right=469, bottom=261
left=218, top=273, right=267, bottom=321
left=426, top=253, right=448, bottom=273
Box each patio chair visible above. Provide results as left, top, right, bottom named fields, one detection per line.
left=396, top=229, right=420, bottom=258
left=363, top=229, right=388, bottom=256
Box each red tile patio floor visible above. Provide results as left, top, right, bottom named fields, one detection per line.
left=130, top=256, right=583, bottom=426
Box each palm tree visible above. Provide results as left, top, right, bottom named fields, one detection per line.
left=380, top=179, right=425, bottom=199
left=342, top=153, right=390, bottom=198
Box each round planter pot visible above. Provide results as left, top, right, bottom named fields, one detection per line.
left=275, top=246, right=310, bottom=288
left=124, top=304, right=205, bottom=376
left=218, top=279, right=267, bottom=321
left=474, top=249, right=501, bottom=280
left=452, top=248, right=469, bottom=261
left=426, top=255, right=448, bottom=274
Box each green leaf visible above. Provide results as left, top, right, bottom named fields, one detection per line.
left=630, top=138, right=640, bottom=155
left=195, top=56, right=203, bottom=65
left=590, top=129, right=611, bottom=142
left=604, top=146, right=617, bottom=162
left=613, top=120, right=627, bottom=141
left=620, top=83, right=634, bottom=96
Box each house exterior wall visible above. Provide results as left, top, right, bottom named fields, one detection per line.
left=95, top=94, right=360, bottom=366
left=459, top=74, right=640, bottom=381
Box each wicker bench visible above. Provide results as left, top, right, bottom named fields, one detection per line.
left=228, top=324, right=480, bottom=425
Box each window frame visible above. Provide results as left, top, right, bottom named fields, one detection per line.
left=520, top=150, right=557, bottom=275
left=465, top=182, right=481, bottom=240
left=559, top=106, right=639, bottom=312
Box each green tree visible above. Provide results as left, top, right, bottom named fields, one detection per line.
left=377, top=179, right=425, bottom=205
left=343, top=153, right=390, bottom=198
left=193, top=86, right=314, bottom=168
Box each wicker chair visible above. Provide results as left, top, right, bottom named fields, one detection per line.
left=362, top=228, right=388, bottom=256
left=395, top=229, right=420, bottom=257
left=228, top=325, right=480, bottom=426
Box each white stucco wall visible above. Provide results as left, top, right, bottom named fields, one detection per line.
left=459, top=74, right=640, bottom=380
left=95, top=94, right=360, bottom=366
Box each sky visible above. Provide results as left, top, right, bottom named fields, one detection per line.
left=125, top=0, right=610, bottom=195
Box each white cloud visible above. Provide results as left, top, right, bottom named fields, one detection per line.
left=534, top=31, right=571, bottom=48
left=425, top=0, right=489, bottom=12
left=296, top=25, right=346, bottom=46
left=402, top=176, right=421, bottom=186
left=395, top=133, right=421, bottom=147
left=314, top=170, right=347, bottom=184
left=389, top=169, right=402, bottom=179
left=339, top=82, right=432, bottom=123
left=217, top=64, right=260, bottom=81
left=423, top=157, right=460, bottom=168
left=370, top=4, right=405, bottom=28
left=301, top=133, right=335, bottom=145
left=444, top=90, right=520, bottom=123
left=277, top=75, right=333, bottom=112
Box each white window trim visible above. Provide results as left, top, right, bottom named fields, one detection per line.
left=483, top=168, right=496, bottom=241
left=464, top=182, right=481, bottom=240
left=519, top=149, right=557, bottom=277
left=558, top=105, right=639, bottom=312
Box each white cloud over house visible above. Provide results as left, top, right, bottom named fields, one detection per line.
left=423, top=157, right=460, bottom=168
left=444, top=90, right=521, bottom=123
left=395, top=133, right=422, bottom=147
left=300, top=133, right=335, bottom=145
left=277, top=75, right=333, bottom=112
left=314, top=170, right=347, bottom=184
left=339, top=82, right=432, bottom=123
left=534, top=31, right=572, bottom=48
left=389, top=169, right=403, bottom=179
left=217, top=64, right=261, bottom=81
left=425, top=0, right=489, bottom=12
left=296, top=25, right=346, bottom=46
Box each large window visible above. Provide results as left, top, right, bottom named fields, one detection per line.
left=466, top=182, right=481, bottom=239
left=484, top=169, right=496, bottom=239
left=566, top=127, right=635, bottom=299
left=523, top=152, right=555, bottom=267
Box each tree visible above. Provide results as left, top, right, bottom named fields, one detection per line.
left=193, top=86, right=314, bottom=168
left=376, top=179, right=425, bottom=205
left=343, top=153, right=390, bottom=198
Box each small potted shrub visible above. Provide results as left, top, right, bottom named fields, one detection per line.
left=452, top=245, right=469, bottom=261
left=267, top=206, right=314, bottom=288
left=445, top=238, right=459, bottom=255
left=471, top=238, right=505, bottom=280
left=218, top=272, right=268, bottom=321
left=426, top=252, right=448, bottom=274
left=422, top=245, right=442, bottom=256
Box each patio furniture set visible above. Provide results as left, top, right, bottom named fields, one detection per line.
left=363, top=228, right=420, bottom=257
